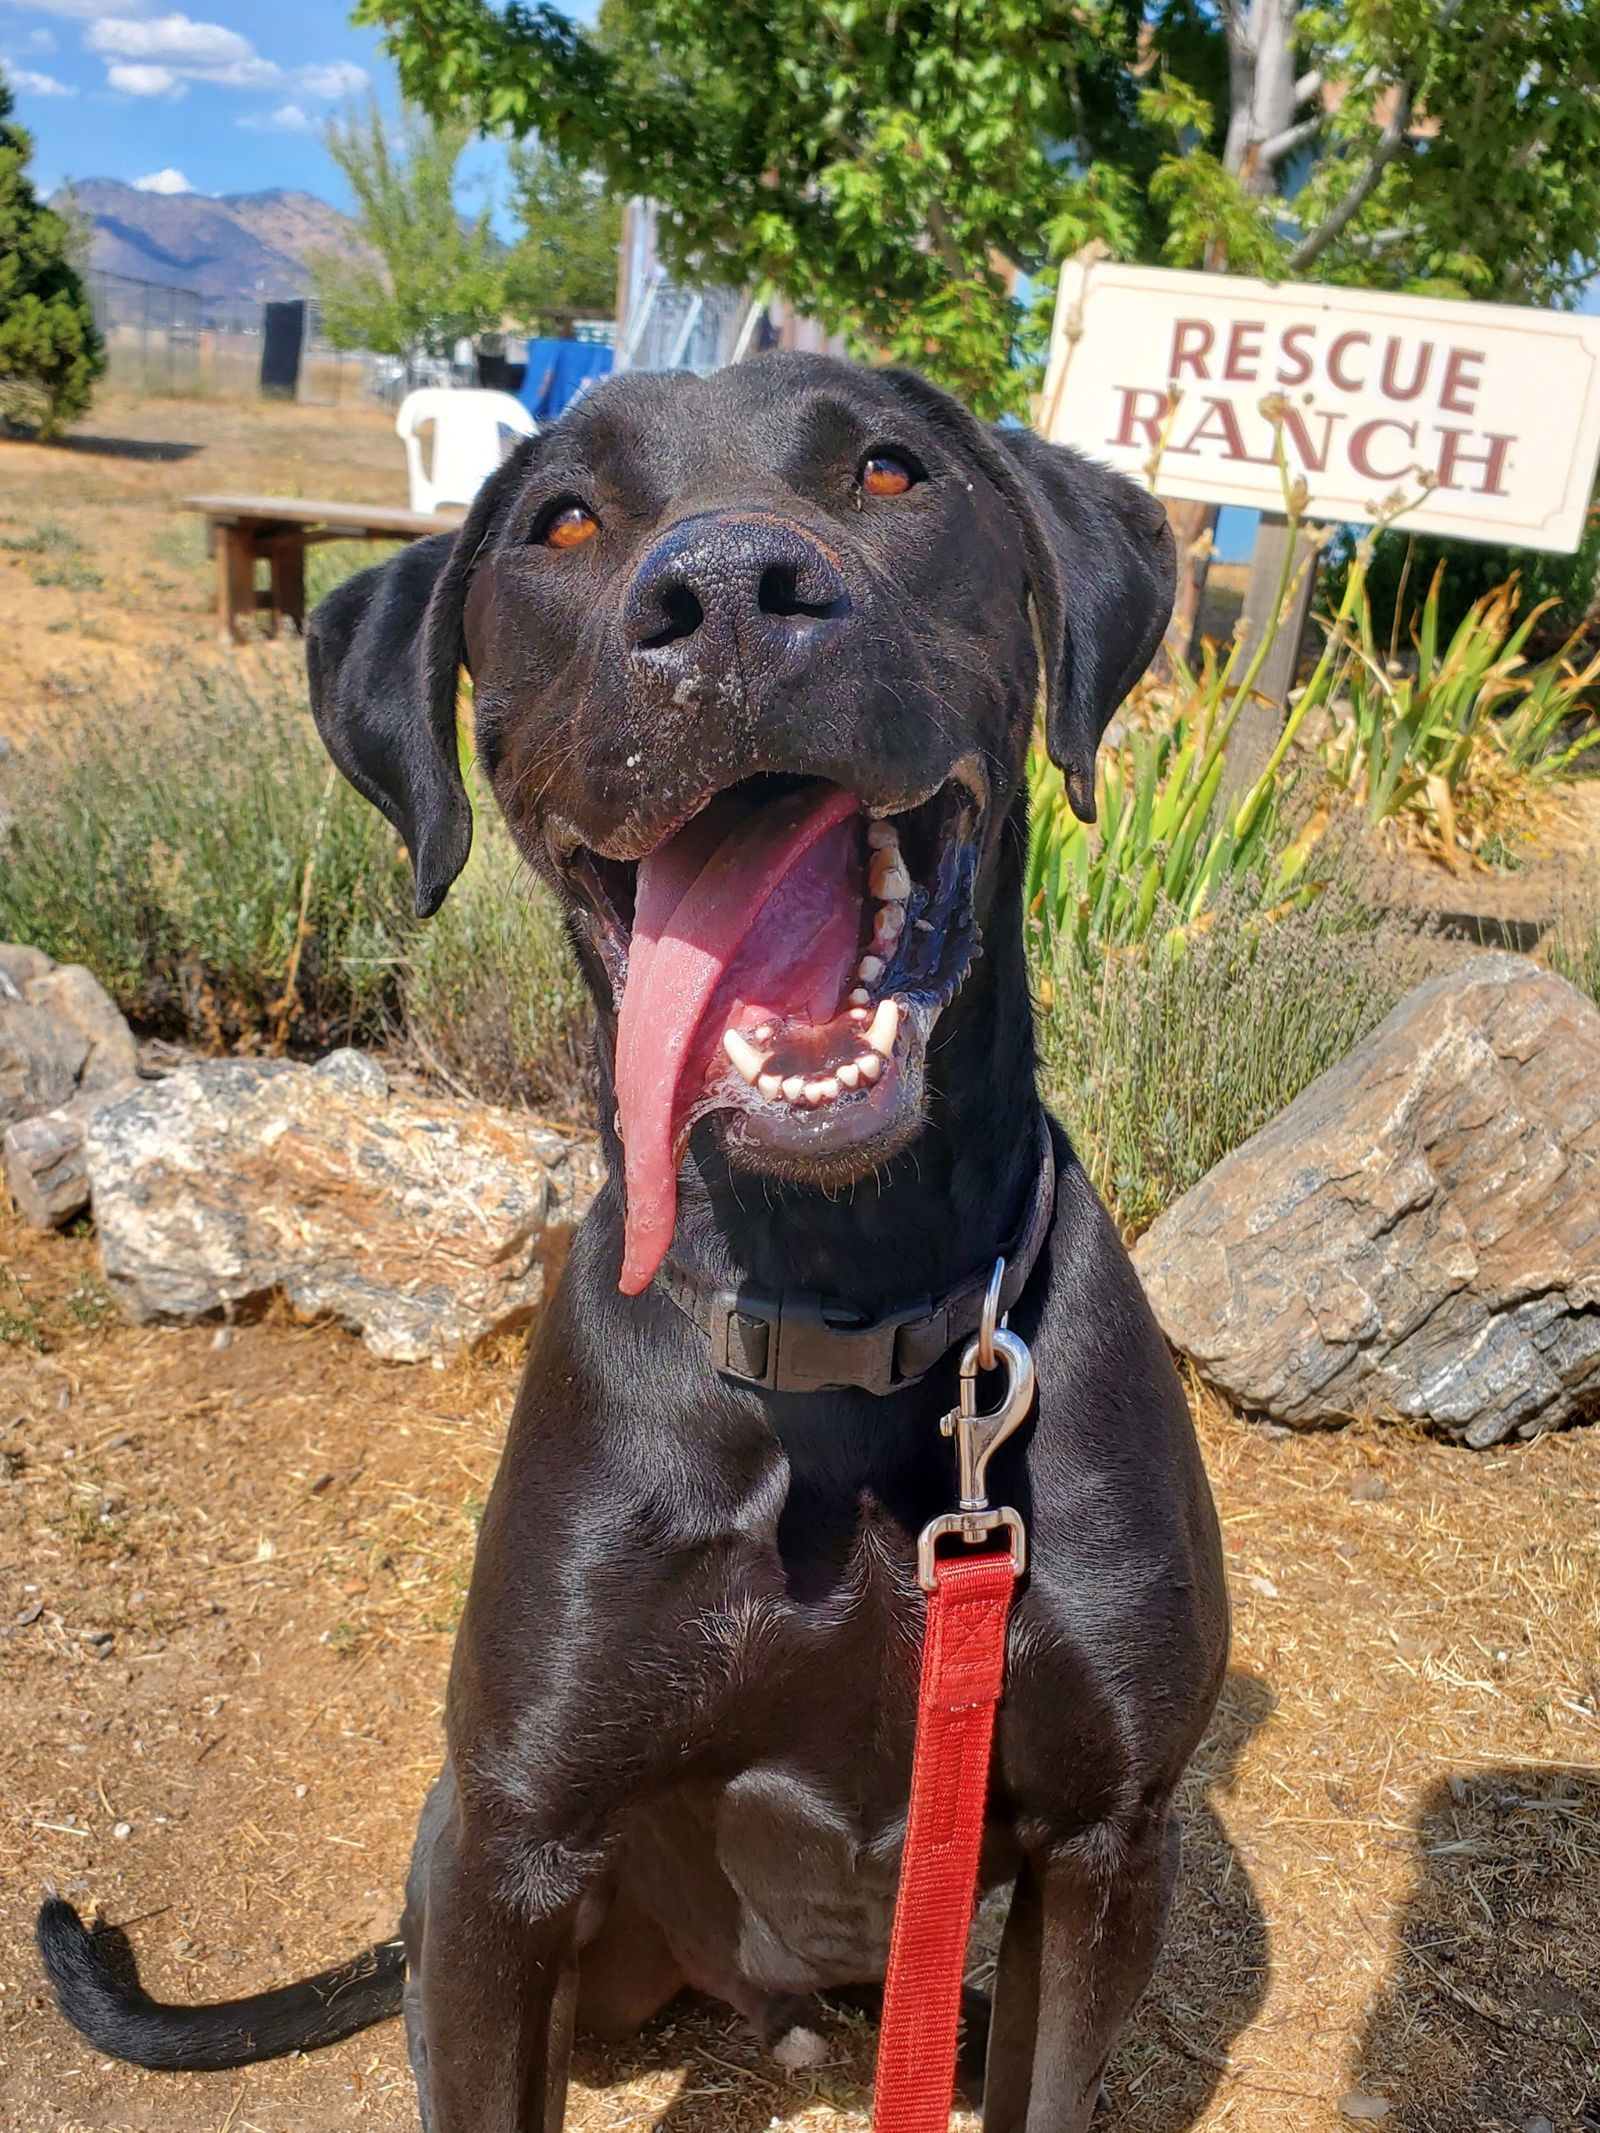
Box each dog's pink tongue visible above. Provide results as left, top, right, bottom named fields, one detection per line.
left=615, top=785, right=860, bottom=1295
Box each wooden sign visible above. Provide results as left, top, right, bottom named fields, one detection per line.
left=1038, top=260, right=1600, bottom=553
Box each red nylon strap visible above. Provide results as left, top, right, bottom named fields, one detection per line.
left=873, top=1549, right=1018, bottom=2133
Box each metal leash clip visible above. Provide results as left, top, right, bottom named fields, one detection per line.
left=916, top=1259, right=1034, bottom=1591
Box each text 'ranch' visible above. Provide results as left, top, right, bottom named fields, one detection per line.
left=1115, top=316, right=1507, bottom=496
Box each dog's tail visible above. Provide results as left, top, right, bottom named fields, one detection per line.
left=36, top=1897, right=406, bottom=2071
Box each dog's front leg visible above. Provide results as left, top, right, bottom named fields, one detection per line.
left=981, top=1811, right=1180, bottom=2132
left=410, top=1796, right=591, bottom=2133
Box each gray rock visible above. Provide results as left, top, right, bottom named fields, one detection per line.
left=84, top=1056, right=601, bottom=1362
left=0, top=945, right=139, bottom=1129
left=3, top=1079, right=138, bottom=1229
left=1133, top=955, right=1600, bottom=1446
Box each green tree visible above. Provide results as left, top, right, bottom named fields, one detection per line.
left=0, top=68, right=103, bottom=438
left=353, top=0, right=1600, bottom=417
left=502, top=140, right=620, bottom=336
left=309, top=98, right=505, bottom=361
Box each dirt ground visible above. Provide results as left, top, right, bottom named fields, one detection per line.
left=2, top=392, right=1600, bottom=2133
left=0, top=388, right=411, bottom=723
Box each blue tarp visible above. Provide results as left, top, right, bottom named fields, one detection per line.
left=518, top=339, right=614, bottom=422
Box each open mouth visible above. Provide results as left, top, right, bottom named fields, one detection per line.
left=560, top=770, right=984, bottom=1294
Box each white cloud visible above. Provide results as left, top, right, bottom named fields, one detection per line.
left=87, top=11, right=248, bottom=64
left=10, top=64, right=77, bottom=91
left=132, top=165, right=190, bottom=191
left=239, top=99, right=312, bottom=133
left=293, top=59, right=366, bottom=99
left=25, top=27, right=60, bottom=51
left=86, top=12, right=280, bottom=90
left=107, top=57, right=181, bottom=93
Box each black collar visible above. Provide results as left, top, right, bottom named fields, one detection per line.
left=655, top=1118, right=1057, bottom=1396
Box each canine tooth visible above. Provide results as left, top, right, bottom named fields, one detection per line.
left=858, top=1049, right=883, bottom=1082
left=758, top=1073, right=783, bottom=1100
left=858, top=954, right=885, bottom=983
left=849, top=986, right=871, bottom=1006
left=866, top=998, right=900, bottom=1057
left=872, top=905, right=905, bottom=950
left=867, top=819, right=899, bottom=849
left=837, top=1060, right=862, bottom=1089
left=781, top=1075, right=806, bottom=1104
left=869, top=851, right=911, bottom=899
left=722, top=1027, right=768, bottom=1084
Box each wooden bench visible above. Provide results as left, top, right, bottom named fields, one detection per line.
left=185, top=495, right=461, bottom=645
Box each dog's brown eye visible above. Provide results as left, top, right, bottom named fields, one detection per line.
left=861, top=455, right=915, bottom=498
left=543, top=506, right=599, bottom=550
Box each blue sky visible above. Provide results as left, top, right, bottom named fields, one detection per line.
left=0, top=0, right=518, bottom=215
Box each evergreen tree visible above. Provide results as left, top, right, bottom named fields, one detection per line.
left=0, top=67, right=104, bottom=438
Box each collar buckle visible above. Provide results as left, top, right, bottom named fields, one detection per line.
left=709, top=1285, right=935, bottom=1396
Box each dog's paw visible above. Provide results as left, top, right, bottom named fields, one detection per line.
left=771, top=2023, right=829, bottom=2069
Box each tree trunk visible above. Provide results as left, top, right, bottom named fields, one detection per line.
left=1172, top=0, right=1303, bottom=655
left=1224, top=0, right=1303, bottom=195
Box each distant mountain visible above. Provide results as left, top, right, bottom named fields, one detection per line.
left=59, top=180, right=375, bottom=313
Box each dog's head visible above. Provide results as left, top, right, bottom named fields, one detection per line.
left=307, top=354, right=1173, bottom=1292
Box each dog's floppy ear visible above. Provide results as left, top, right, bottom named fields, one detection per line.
left=304, top=442, right=534, bottom=917
left=879, top=370, right=1174, bottom=823
left=990, top=426, right=1175, bottom=822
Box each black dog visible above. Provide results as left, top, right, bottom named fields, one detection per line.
left=39, top=353, right=1227, bottom=2131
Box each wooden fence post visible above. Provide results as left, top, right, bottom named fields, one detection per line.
left=1221, top=512, right=1323, bottom=801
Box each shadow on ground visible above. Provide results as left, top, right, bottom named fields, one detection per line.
left=571, top=1669, right=1274, bottom=2131
left=1353, top=1767, right=1600, bottom=2133
left=46, top=433, right=205, bottom=461
left=1101, top=1669, right=1274, bottom=2130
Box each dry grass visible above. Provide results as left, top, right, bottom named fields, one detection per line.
left=2, top=1200, right=1597, bottom=2133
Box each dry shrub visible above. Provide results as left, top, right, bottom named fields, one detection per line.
left=0, top=655, right=411, bottom=1050
left=1038, top=848, right=1440, bottom=1234
left=403, top=806, right=593, bottom=1120
left=1547, top=880, right=1600, bottom=1010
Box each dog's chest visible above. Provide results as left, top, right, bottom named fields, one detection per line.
left=714, top=1761, right=903, bottom=1990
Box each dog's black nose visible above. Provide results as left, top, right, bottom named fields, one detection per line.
left=626, top=512, right=850, bottom=672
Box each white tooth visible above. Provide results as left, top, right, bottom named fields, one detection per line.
left=858, top=954, right=884, bottom=983
left=867, top=819, right=899, bottom=849
left=849, top=986, right=871, bottom=1006
left=849, top=1006, right=871, bottom=1023
left=753, top=1023, right=774, bottom=1044
left=869, top=851, right=911, bottom=899
left=858, top=1049, right=883, bottom=1082
left=867, top=998, right=900, bottom=1057
left=722, top=1027, right=768, bottom=1084
left=837, top=1060, right=862, bottom=1089
left=872, top=905, right=905, bottom=950
left=817, top=1076, right=840, bottom=1100
left=803, top=1079, right=829, bottom=1105
left=782, top=1076, right=806, bottom=1104
left=758, top=1073, right=783, bottom=1100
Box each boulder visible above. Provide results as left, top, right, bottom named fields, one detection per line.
left=0, top=944, right=139, bottom=1128
left=1132, top=955, right=1600, bottom=1447
left=4, top=1081, right=137, bottom=1229
left=85, top=1051, right=602, bottom=1363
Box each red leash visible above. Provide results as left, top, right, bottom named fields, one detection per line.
left=873, top=1285, right=1034, bottom=2133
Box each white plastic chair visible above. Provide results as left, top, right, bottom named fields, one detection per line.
left=395, top=388, right=537, bottom=514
